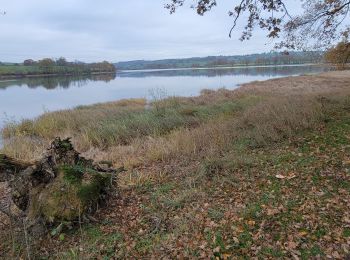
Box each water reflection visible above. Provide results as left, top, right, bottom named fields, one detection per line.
left=120, top=65, right=329, bottom=78
left=0, top=65, right=329, bottom=90
left=0, top=73, right=116, bottom=90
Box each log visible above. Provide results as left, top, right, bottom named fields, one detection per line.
left=0, top=138, right=119, bottom=233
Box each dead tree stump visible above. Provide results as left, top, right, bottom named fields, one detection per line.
left=0, top=138, right=119, bottom=234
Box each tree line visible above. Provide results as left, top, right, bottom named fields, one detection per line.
left=114, top=51, right=324, bottom=70
left=0, top=58, right=116, bottom=78
left=22, top=57, right=116, bottom=74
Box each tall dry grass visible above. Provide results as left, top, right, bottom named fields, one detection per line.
left=92, top=82, right=350, bottom=174
left=235, top=96, right=324, bottom=147
left=1, top=93, right=255, bottom=160
left=88, top=94, right=349, bottom=172
left=2, top=99, right=146, bottom=139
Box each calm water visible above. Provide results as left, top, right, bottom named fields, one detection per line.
left=0, top=65, right=329, bottom=130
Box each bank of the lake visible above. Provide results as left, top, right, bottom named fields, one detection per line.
left=2, top=70, right=350, bottom=259
left=0, top=64, right=329, bottom=133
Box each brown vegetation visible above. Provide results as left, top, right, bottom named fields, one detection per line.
left=325, top=41, right=350, bottom=69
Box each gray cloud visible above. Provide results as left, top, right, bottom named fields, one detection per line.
left=0, top=0, right=292, bottom=62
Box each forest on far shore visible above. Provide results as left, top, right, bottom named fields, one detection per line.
left=0, top=58, right=116, bottom=79
left=114, top=51, right=324, bottom=70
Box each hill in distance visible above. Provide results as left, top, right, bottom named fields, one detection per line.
left=114, top=51, right=324, bottom=70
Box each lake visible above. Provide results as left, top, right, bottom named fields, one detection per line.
left=0, top=65, right=329, bottom=130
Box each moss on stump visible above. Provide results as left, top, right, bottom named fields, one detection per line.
left=0, top=138, right=118, bottom=231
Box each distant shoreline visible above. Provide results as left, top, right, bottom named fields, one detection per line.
left=0, top=63, right=328, bottom=80
left=0, top=59, right=116, bottom=80
left=119, top=63, right=328, bottom=73
left=114, top=51, right=325, bottom=70
left=0, top=71, right=116, bottom=81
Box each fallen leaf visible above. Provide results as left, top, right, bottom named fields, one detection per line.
left=287, top=173, right=297, bottom=180
left=247, top=220, right=256, bottom=226
left=213, top=246, right=220, bottom=253
left=267, top=208, right=279, bottom=216
left=276, top=174, right=286, bottom=179
left=332, top=251, right=341, bottom=259
left=298, top=231, right=308, bottom=237
left=287, top=241, right=298, bottom=249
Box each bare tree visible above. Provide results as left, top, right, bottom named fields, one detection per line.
left=165, top=0, right=350, bottom=49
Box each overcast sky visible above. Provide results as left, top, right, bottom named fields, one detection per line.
left=0, top=0, right=300, bottom=62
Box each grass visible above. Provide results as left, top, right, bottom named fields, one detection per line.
left=1, top=71, right=350, bottom=258
left=1, top=93, right=258, bottom=160
left=57, top=224, right=124, bottom=259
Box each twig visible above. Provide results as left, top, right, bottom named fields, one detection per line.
left=78, top=204, right=84, bottom=258
left=8, top=198, right=16, bottom=257
left=23, top=220, right=31, bottom=260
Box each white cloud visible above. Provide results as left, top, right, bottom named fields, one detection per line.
left=0, top=0, right=280, bottom=62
